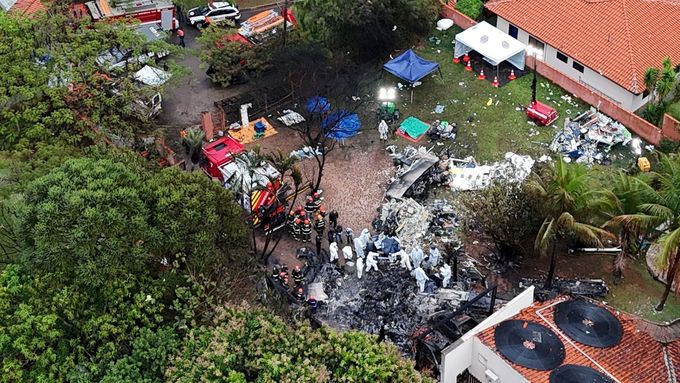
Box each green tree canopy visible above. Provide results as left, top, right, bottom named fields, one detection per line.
left=19, top=158, right=154, bottom=286
left=0, top=11, right=178, bottom=150
left=294, top=0, right=439, bottom=59
left=165, top=306, right=433, bottom=383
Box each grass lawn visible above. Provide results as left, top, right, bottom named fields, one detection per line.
left=607, top=260, right=680, bottom=323
left=394, top=27, right=589, bottom=162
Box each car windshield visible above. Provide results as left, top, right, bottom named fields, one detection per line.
left=196, top=6, right=210, bottom=15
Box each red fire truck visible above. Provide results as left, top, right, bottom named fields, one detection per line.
left=83, top=0, right=179, bottom=30
left=201, top=136, right=303, bottom=231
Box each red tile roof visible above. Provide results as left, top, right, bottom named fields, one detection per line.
left=485, top=0, right=680, bottom=94
left=9, top=0, right=46, bottom=17
left=477, top=297, right=678, bottom=382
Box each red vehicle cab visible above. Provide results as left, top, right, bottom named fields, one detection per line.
left=201, top=136, right=245, bottom=180
left=526, top=100, right=559, bottom=126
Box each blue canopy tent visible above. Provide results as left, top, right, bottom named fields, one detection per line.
left=383, top=49, right=441, bottom=102
left=323, top=111, right=361, bottom=140
left=306, top=96, right=331, bottom=114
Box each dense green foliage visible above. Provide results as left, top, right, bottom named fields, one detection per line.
left=294, top=0, right=439, bottom=59
left=456, top=0, right=484, bottom=20
left=642, top=58, right=679, bottom=126
left=0, top=11, right=178, bottom=150
left=165, top=307, right=432, bottom=383
left=197, top=26, right=270, bottom=87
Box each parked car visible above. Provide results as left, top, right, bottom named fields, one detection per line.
left=187, top=2, right=240, bottom=28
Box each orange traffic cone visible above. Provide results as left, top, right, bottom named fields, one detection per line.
left=492, top=76, right=500, bottom=87
left=508, top=70, right=516, bottom=81
left=463, top=53, right=470, bottom=63
left=465, top=61, right=472, bottom=71
left=477, top=69, right=486, bottom=80
left=453, top=56, right=460, bottom=64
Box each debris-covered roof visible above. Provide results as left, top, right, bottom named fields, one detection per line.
left=476, top=297, right=679, bottom=382
left=485, top=0, right=680, bottom=94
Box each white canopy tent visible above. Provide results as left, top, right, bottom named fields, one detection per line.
left=454, top=21, right=526, bottom=70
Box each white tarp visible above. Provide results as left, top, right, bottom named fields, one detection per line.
left=454, top=21, right=526, bottom=70
left=133, top=65, right=171, bottom=87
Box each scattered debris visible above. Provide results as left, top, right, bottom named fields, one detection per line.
left=289, top=145, right=322, bottom=159
left=520, top=278, right=609, bottom=299
left=447, top=152, right=535, bottom=191
left=277, top=109, right=305, bottom=126
left=434, top=104, right=445, bottom=114
left=550, top=108, right=633, bottom=165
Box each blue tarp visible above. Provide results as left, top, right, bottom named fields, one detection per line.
left=323, top=111, right=361, bottom=140
left=306, top=96, right=331, bottom=114
left=383, top=49, right=440, bottom=84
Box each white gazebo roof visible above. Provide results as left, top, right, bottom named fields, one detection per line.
left=454, top=21, right=527, bottom=70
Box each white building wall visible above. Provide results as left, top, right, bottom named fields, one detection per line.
left=469, top=338, right=529, bottom=383
left=495, top=17, right=650, bottom=112
left=440, top=287, right=535, bottom=382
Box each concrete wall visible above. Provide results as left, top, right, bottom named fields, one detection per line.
left=440, top=287, right=535, bottom=382
left=495, top=17, right=649, bottom=112
left=468, top=338, right=529, bottom=383
left=662, top=113, right=680, bottom=141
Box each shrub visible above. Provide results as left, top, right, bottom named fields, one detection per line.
left=641, top=101, right=667, bottom=126
left=667, top=102, right=680, bottom=122
left=456, top=0, right=484, bottom=20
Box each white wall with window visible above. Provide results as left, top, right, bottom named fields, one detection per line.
left=495, top=17, right=650, bottom=111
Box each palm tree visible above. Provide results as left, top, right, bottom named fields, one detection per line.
left=603, top=171, right=647, bottom=280
left=527, top=159, right=614, bottom=289
left=608, top=153, right=680, bottom=311
left=182, top=128, right=205, bottom=165
left=644, top=67, right=660, bottom=101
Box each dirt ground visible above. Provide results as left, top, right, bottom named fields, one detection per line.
left=250, top=121, right=394, bottom=268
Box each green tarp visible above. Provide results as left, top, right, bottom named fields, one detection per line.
left=400, top=116, right=430, bottom=139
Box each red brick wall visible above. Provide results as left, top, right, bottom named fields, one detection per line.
left=440, top=1, right=477, bottom=30
left=662, top=113, right=680, bottom=141
left=526, top=56, right=664, bottom=145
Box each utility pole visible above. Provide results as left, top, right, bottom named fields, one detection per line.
left=282, top=0, right=289, bottom=47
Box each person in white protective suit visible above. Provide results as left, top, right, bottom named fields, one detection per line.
left=353, top=237, right=365, bottom=259
left=356, top=257, right=364, bottom=279
left=329, top=242, right=339, bottom=263
left=398, top=249, right=412, bottom=271
left=410, top=246, right=424, bottom=269
left=342, top=245, right=353, bottom=261
left=411, top=267, right=429, bottom=293
left=427, top=244, right=440, bottom=269
left=378, top=119, right=389, bottom=141
left=440, top=263, right=452, bottom=288
left=365, top=251, right=379, bottom=272
left=360, top=228, right=371, bottom=245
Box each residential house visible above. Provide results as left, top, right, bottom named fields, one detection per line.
left=1, top=0, right=46, bottom=16
left=485, top=0, right=680, bottom=112
left=440, top=291, right=680, bottom=382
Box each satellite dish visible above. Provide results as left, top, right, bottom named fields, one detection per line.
left=549, top=364, right=614, bottom=383
left=494, top=320, right=565, bottom=370
left=554, top=300, right=623, bottom=348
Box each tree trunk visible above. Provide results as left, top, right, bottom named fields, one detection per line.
left=544, top=241, right=558, bottom=289
left=656, top=250, right=680, bottom=311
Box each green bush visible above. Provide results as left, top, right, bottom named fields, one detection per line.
left=668, top=102, right=680, bottom=121
left=641, top=101, right=667, bottom=126
left=456, top=0, right=484, bottom=20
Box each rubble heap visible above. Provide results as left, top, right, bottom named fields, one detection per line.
left=550, top=108, right=633, bottom=165
left=377, top=198, right=433, bottom=251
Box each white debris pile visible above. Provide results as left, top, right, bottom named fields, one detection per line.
left=277, top=109, right=305, bottom=126
left=378, top=198, right=432, bottom=251
left=550, top=108, right=633, bottom=165
left=447, top=152, right=535, bottom=191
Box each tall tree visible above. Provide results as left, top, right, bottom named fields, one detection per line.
left=608, top=153, right=680, bottom=310
left=165, top=306, right=433, bottom=383
left=294, top=0, right=439, bottom=59
left=527, top=159, right=614, bottom=288
left=0, top=12, right=179, bottom=150
left=603, top=171, right=647, bottom=279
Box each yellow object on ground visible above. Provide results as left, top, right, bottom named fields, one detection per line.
left=637, top=157, right=651, bottom=172
left=229, top=117, right=277, bottom=144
